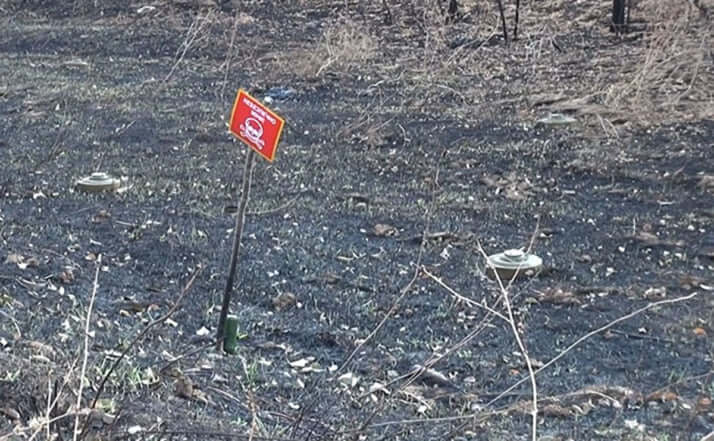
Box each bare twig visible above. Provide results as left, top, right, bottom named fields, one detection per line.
left=46, top=376, right=52, bottom=440
left=247, top=191, right=305, bottom=216
left=495, top=0, right=509, bottom=44
left=387, top=259, right=532, bottom=394
left=72, top=255, right=101, bottom=441
left=220, top=8, right=241, bottom=102
left=514, top=0, right=521, bottom=40
left=366, top=411, right=499, bottom=429
left=288, top=150, right=449, bottom=440
left=336, top=268, right=420, bottom=373
left=26, top=408, right=92, bottom=441
left=422, top=268, right=509, bottom=322
left=111, top=430, right=296, bottom=441
left=89, top=265, right=202, bottom=409
left=337, top=149, right=447, bottom=373
left=334, top=149, right=450, bottom=441
left=158, top=341, right=214, bottom=374
left=486, top=291, right=701, bottom=407
left=0, top=309, right=21, bottom=339
left=22, top=357, right=80, bottom=441
left=347, top=291, right=701, bottom=434
left=478, top=243, right=538, bottom=441
left=646, top=369, right=714, bottom=399
left=381, top=0, right=393, bottom=25
left=32, top=126, right=66, bottom=173
left=164, top=10, right=213, bottom=84
left=247, top=392, right=262, bottom=441
left=379, top=313, right=497, bottom=396
left=206, top=386, right=252, bottom=413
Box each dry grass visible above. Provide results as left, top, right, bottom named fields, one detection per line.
left=525, top=0, right=713, bottom=131
left=600, top=0, right=714, bottom=124
left=287, top=15, right=379, bottom=78
left=271, top=0, right=712, bottom=133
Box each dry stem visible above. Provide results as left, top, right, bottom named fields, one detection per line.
left=89, top=265, right=202, bottom=409
left=477, top=242, right=538, bottom=441
left=164, top=10, right=214, bottom=84
left=423, top=268, right=508, bottom=322
left=486, top=291, right=701, bottom=407
left=337, top=150, right=447, bottom=374
left=72, top=255, right=101, bottom=440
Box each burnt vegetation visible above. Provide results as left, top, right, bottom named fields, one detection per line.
left=1, top=1, right=713, bottom=440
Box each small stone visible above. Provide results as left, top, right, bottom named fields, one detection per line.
left=374, top=223, right=398, bottom=237
left=272, top=292, right=297, bottom=311
left=174, top=375, right=193, bottom=399
left=0, top=407, right=20, bottom=420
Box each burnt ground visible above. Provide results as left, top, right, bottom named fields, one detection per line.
left=1, top=1, right=713, bottom=440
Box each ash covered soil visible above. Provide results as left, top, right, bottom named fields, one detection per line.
left=1, top=1, right=713, bottom=440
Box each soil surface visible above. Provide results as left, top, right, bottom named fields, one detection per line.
left=1, top=1, right=713, bottom=440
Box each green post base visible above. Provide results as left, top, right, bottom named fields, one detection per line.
left=223, top=315, right=239, bottom=354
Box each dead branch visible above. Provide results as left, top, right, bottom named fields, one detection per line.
left=486, top=291, right=701, bottom=407
left=73, top=255, right=101, bottom=441
left=495, top=0, right=509, bottom=44
left=88, top=265, right=202, bottom=410
left=477, top=242, right=538, bottom=441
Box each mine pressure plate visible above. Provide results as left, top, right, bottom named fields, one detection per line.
left=487, top=248, right=543, bottom=280
left=76, top=172, right=120, bottom=193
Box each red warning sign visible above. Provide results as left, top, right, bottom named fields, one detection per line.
left=229, top=89, right=285, bottom=162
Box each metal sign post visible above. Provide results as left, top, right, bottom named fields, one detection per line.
left=216, top=89, right=285, bottom=352
left=215, top=149, right=256, bottom=350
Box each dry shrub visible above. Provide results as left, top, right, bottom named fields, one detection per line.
left=384, top=1, right=498, bottom=112
left=602, top=0, right=714, bottom=124
left=510, top=0, right=711, bottom=133
left=288, top=16, right=378, bottom=78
